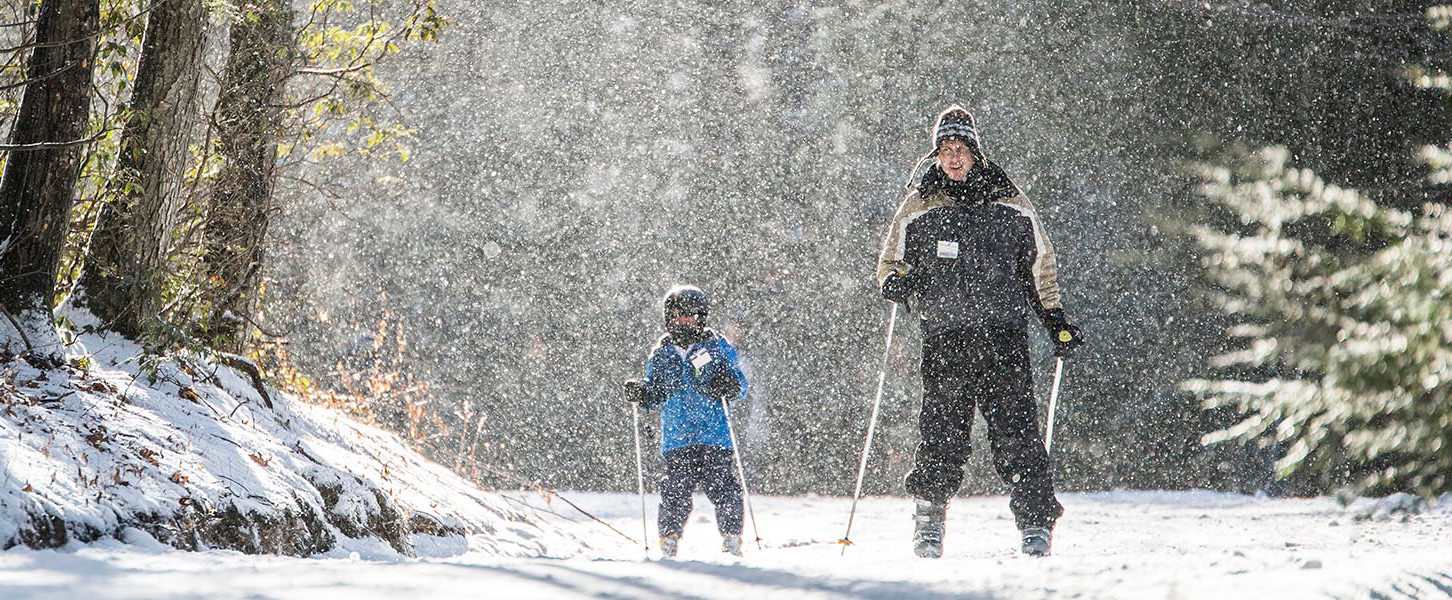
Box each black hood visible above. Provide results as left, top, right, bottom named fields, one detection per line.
left=917, top=160, right=1019, bottom=205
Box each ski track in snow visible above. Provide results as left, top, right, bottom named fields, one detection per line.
left=2, top=489, right=1449, bottom=599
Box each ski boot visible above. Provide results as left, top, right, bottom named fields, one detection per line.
left=1020, top=526, right=1052, bottom=557
left=660, top=533, right=681, bottom=559
left=722, top=534, right=743, bottom=556
left=912, top=498, right=947, bottom=558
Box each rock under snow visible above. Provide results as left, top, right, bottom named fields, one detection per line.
left=0, top=310, right=591, bottom=559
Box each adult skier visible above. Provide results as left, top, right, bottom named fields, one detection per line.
left=623, top=285, right=749, bottom=558
left=875, top=105, right=1084, bottom=558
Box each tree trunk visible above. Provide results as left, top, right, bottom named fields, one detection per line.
left=198, top=0, right=294, bottom=353
left=77, top=0, right=207, bottom=340
left=0, top=0, right=100, bottom=360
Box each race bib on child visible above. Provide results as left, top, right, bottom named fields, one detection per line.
left=690, top=351, right=713, bottom=373
left=936, top=240, right=959, bottom=259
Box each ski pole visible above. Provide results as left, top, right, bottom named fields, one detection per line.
left=632, top=403, right=650, bottom=558
left=839, top=302, right=899, bottom=555
left=720, top=397, right=762, bottom=550
left=1044, top=357, right=1065, bottom=453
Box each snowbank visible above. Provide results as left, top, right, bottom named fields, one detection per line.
left=2, top=490, right=1436, bottom=599
left=0, top=310, right=592, bottom=559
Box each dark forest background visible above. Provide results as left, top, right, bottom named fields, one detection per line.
left=267, top=1, right=1450, bottom=495
left=4, top=0, right=1448, bottom=498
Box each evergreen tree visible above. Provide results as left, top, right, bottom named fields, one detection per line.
left=1183, top=144, right=1451, bottom=496
left=1183, top=6, right=1451, bottom=497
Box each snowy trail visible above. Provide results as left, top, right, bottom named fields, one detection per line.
left=1, top=490, right=1449, bottom=599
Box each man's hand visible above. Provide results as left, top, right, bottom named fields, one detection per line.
left=1045, top=315, right=1084, bottom=358
left=882, top=273, right=912, bottom=304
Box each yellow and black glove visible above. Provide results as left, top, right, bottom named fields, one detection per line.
left=881, top=265, right=926, bottom=306
left=1044, top=313, right=1084, bottom=358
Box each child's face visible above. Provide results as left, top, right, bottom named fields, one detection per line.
left=666, top=313, right=703, bottom=340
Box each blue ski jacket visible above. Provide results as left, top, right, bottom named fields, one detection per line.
left=638, top=330, right=748, bottom=454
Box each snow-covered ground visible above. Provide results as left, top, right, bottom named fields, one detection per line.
left=5, top=311, right=1450, bottom=598
left=3, top=488, right=1449, bottom=599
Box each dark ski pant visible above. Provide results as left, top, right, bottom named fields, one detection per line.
left=658, top=444, right=743, bottom=538
left=903, top=328, right=1064, bottom=530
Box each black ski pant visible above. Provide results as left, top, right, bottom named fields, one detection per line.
left=903, top=327, right=1064, bottom=530
left=658, top=444, right=743, bottom=538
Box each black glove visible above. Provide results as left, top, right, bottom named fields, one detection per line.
left=882, top=261, right=938, bottom=306
left=704, top=372, right=742, bottom=402
left=877, top=274, right=911, bottom=306
left=622, top=379, right=647, bottom=404
left=1044, top=312, right=1084, bottom=358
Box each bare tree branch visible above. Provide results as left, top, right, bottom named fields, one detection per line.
left=1, top=304, right=35, bottom=352
left=0, top=127, right=113, bottom=151
left=0, top=0, right=170, bottom=55
left=0, top=60, right=85, bottom=92
left=295, top=63, right=371, bottom=77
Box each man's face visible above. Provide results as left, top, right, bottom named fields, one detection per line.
left=938, top=138, right=975, bottom=182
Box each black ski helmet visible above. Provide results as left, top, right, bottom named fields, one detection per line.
left=663, top=285, right=709, bottom=324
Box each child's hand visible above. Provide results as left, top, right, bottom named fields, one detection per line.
left=704, top=372, right=741, bottom=402
left=622, top=379, right=647, bottom=404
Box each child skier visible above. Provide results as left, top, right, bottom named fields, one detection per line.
left=623, top=284, right=749, bottom=558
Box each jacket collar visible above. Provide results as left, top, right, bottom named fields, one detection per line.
left=918, top=161, right=1018, bottom=205
left=659, top=328, right=716, bottom=352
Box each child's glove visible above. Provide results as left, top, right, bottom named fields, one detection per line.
left=622, top=379, right=647, bottom=404
left=704, top=372, right=742, bottom=402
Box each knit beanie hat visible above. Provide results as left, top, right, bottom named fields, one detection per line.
left=931, top=105, right=980, bottom=153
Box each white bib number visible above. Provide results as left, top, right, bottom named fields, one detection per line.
left=690, top=351, right=713, bottom=373
left=936, top=240, right=960, bottom=259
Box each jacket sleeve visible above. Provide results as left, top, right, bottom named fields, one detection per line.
left=876, top=190, right=928, bottom=290
left=640, top=344, right=670, bottom=410
left=1002, top=193, right=1063, bottom=321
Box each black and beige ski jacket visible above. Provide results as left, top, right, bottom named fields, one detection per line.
left=875, top=162, right=1063, bottom=339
